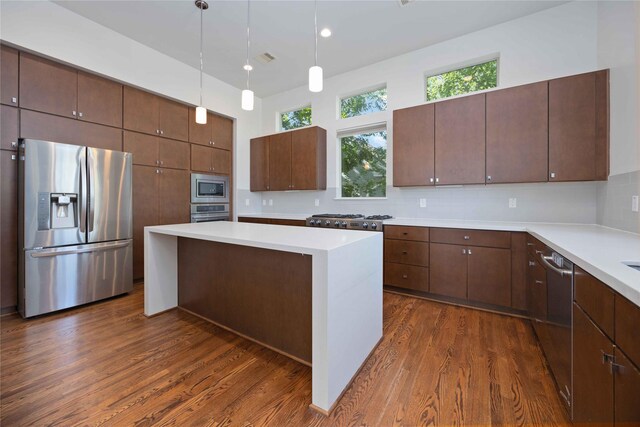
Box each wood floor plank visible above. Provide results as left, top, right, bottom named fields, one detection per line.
left=1, top=283, right=571, bottom=426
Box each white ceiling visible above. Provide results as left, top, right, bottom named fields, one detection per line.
left=53, top=0, right=568, bottom=97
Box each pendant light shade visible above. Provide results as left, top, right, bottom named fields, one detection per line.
left=309, top=0, right=323, bottom=93
left=242, top=89, right=254, bottom=111
left=241, top=0, right=254, bottom=111
left=308, top=66, right=323, bottom=92
left=195, top=106, right=207, bottom=124
left=194, top=0, right=208, bottom=124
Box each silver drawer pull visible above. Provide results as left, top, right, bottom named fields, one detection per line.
left=464, top=235, right=470, bottom=240
left=402, top=274, right=408, bottom=279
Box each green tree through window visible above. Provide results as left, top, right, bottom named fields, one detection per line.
left=340, top=87, right=387, bottom=118
left=426, top=59, right=498, bottom=101
left=281, top=106, right=312, bottom=130
left=341, top=130, right=387, bottom=197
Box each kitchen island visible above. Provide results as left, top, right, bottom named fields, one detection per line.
left=144, top=221, right=383, bottom=414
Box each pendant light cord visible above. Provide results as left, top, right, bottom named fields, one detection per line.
left=314, top=0, right=318, bottom=66
left=246, top=0, right=251, bottom=89
left=199, top=1, right=204, bottom=106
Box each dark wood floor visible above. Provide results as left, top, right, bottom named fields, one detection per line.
left=1, top=284, right=570, bottom=426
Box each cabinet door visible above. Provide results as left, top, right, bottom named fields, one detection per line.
left=158, top=169, right=189, bottom=225
left=158, top=138, right=189, bottom=170
left=0, top=151, right=18, bottom=310
left=549, top=71, right=609, bottom=182
left=190, top=144, right=213, bottom=173
left=467, top=246, right=511, bottom=307
left=132, top=165, right=158, bottom=280
left=291, top=127, right=321, bottom=190
left=1, top=106, right=18, bottom=151
left=188, top=108, right=213, bottom=146
left=211, top=147, right=231, bottom=175
left=211, top=114, right=233, bottom=150
left=21, top=110, right=122, bottom=151
left=250, top=136, right=270, bottom=191
left=158, top=98, right=188, bottom=141
left=527, top=255, right=547, bottom=320
left=393, top=104, right=435, bottom=186
left=77, top=71, right=123, bottom=128
left=510, top=233, right=527, bottom=311
left=573, top=303, right=614, bottom=426
left=0, top=46, right=19, bottom=106
left=268, top=132, right=292, bottom=191
left=123, top=86, right=159, bottom=136
left=486, top=81, right=548, bottom=183
left=614, top=349, right=640, bottom=426
left=20, top=53, right=77, bottom=118
left=429, top=243, right=467, bottom=299
left=434, top=93, right=486, bottom=185
left=123, top=131, right=158, bottom=167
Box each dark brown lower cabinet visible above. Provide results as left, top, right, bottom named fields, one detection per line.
left=383, top=262, right=429, bottom=292
left=237, top=217, right=305, bottom=227
left=614, top=349, right=640, bottom=426
left=573, top=303, right=615, bottom=426
left=429, top=243, right=468, bottom=299
left=527, top=254, right=547, bottom=321
left=0, top=150, right=18, bottom=311
left=467, top=246, right=511, bottom=307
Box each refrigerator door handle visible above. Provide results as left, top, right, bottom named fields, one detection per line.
left=88, top=149, right=95, bottom=233
left=79, top=149, right=87, bottom=234
left=29, top=241, right=131, bottom=258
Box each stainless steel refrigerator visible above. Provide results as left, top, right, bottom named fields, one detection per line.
left=18, top=139, right=133, bottom=318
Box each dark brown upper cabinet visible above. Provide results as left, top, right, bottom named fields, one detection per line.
left=190, top=144, right=230, bottom=175
left=251, top=126, right=326, bottom=192
left=486, top=81, right=548, bottom=183
left=434, top=93, right=486, bottom=185
left=393, top=104, right=435, bottom=186
left=549, top=70, right=609, bottom=182
left=189, top=110, right=233, bottom=151
left=124, top=131, right=189, bottom=170
left=20, top=53, right=123, bottom=128
left=124, top=86, right=189, bottom=142
left=1, top=106, right=18, bottom=151
left=77, top=71, right=123, bottom=128
left=1, top=45, right=19, bottom=106
left=250, top=136, right=270, bottom=191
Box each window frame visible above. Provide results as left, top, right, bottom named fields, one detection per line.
left=337, top=84, right=388, bottom=120
left=278, top=104, right=313, bottom=131
left=336, top=122, right=388, bottom=200
left=424, top=56, right=500, bottom=102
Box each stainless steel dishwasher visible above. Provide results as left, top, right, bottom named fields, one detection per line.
left=536, top=245, right=574, bottom=415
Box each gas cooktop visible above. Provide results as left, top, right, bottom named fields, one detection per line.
left=306, top=214, right=393, bottom=231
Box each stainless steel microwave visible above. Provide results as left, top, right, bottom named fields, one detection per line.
left=191, top=173, right=229, bottom=204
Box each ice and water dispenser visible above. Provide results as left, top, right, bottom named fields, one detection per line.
left=37, top=192, right=78, bottom=230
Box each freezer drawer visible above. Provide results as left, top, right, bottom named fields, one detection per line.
left=20, top=240, right=133, bottom=317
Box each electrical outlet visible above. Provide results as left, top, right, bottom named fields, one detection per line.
left=262, top=199, right=266, bottom=206
left=245, top=199, right=250, bottom=206
left=419, top=198, right=426, bottom=208
left=509, top=198, right=517, bottom=208
left=269, top=199, right=273, bottom=206
left=315, top=199, right=320, bottom=207
left=632, top=195, right=639, bottom=212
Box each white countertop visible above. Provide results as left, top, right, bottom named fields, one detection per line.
left=237, top=212, right=310, bottom=220
left=146, top=221, right=379, bottom=253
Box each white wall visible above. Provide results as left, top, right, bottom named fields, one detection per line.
left=254, top=1, right=603, bottom=222
left=0, top=0, right=264, bottom=215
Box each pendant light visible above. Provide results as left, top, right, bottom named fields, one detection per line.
left=308, top=0, right=323, bottom=92
left=241, top=0, right=254, bottom=111
left=195, top=0, right=208, bottom=124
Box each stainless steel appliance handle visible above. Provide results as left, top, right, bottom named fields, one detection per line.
left=30, top=241, right=131, bottom=258
left=79, top=150, right=87, bottom=233
left=88, top=150, right=95, bottom=232
left=540, top=254, right=572, bottom=277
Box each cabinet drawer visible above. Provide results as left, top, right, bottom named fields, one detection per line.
left=384, top=262, right=429, bottom=292
left=384, top=225, right=429, bottom=242
left=616, top=295, right=640, bottom=368
left=574, top=265, right=614, bottom=339
left=431, top=228, right=510, bottom=248
left=238, top=217, right=271, bottom=224
left=269, top=219, right=306, bottom=227
left=526, top=234, right=545, bottom=257
left=384, top=239, right=429, bottom=267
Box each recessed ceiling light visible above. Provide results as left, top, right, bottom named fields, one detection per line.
left=320, top=28, right=332, bottom=38
left=243, top=64, right=253, bottom=71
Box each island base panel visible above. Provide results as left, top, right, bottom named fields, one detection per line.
left=177, top=237, right=312, bottom=364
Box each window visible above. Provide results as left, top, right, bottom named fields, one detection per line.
left=425, top=59, right=498, bottom=101
left=280, top=106, right=311, bottom=130
left=340, top=86, right=387, bottom=119
left=340, top=129, right=387, bottom=198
